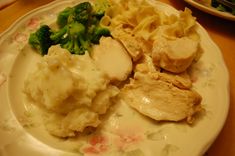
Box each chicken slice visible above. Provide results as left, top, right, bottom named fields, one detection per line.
left=134, top=54, right=192, bottom=89
left=135, top=54, right=160, bottom=73
left=118, top=35, right=143, bottom=61
left=157, top=71, right=192, bottom=89
left=91, top=37, right=132, bottom=82
left=111, top=28, right=143, bottom=61
left=121, top=72, right=202, bottom=123
left=152, top=37, right=199, bottom=73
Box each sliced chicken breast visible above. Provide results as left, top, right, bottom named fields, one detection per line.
left=111, top=28, right=143, bottom=61
left=152, top=37, right=199, bottom=73
left=121, top=72, right=202, bottom=123
left=91, top=37, right=133, bottom=82
left=135, top=54, right=160, bottom=73
left=157, top=71, right=192, bottom=89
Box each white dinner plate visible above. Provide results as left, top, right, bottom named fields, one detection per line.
left=184, top=0, right=235, bottom=21
left=0, top=0, right=230, bottom=156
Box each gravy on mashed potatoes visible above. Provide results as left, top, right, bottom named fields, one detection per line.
left=24, top=45, right=119, bottom=137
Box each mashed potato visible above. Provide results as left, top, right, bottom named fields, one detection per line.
left=24, top=45, right=119, bottom=137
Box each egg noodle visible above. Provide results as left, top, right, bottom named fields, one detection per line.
left=101, top=0, right=199, bottom=50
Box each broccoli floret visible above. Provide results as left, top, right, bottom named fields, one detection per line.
left=79, top=39, right=91, bottom=55
left=28, top=25, right=54, bottom=55
left=50, top=25, right=68, bottom=44
left=87, top=0, right=111, bottom=44
left=29, top=1, right=111, bottom=56
left=73, top=2, right=92, bottom=26
left=57, top=2, right=92, bottom=27
left=61, top=37, right=80, bottom=54
left=93, top=0, right=110, bottom=19
left=60, top=22, right=90, bottom=55
left=57, top=7, right=74, bottom=28
left=90, top=26, right=110, bottom=44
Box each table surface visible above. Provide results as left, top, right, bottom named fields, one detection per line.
left=0, top=0, right=235, bottom=155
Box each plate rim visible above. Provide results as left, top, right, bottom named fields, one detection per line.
left=184, top=0, right=235, bottom=21
left=0, top=0, right=71, bottom=38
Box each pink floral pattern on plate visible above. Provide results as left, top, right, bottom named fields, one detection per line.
left=11, top=17, right=44, bottom=49
left=115, top=132, right=143, bottom=151
left=26, top=17, right=40, bottom=30
left=81, top=125, right=143, bottom=155
left=82, top=135, right=109, bottom=155
left=14, top=32, right=28, bottom=44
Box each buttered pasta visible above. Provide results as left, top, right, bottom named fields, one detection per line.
left=100, top=0, right=200, bottom=61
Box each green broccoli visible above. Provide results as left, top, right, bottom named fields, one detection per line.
left=28, top=25, right=54, bottom=55
left=90, top=26, right=110, bottom=44
left=29, top=1, right=111, bottom=56
left=56, top=7, right=74, bottom=28
left=93, top=0, right=110, bottom=19
left=75, top=2, right=92, bottom=24
left=60, top=22, right=90, bottom=55
left=55, top=2, right=110, bottom=54
left=88, top=0, right=111, bottom=44
left=50, top=25, right=68, bottom=44
left=57, top=2, right=92, bottom=28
